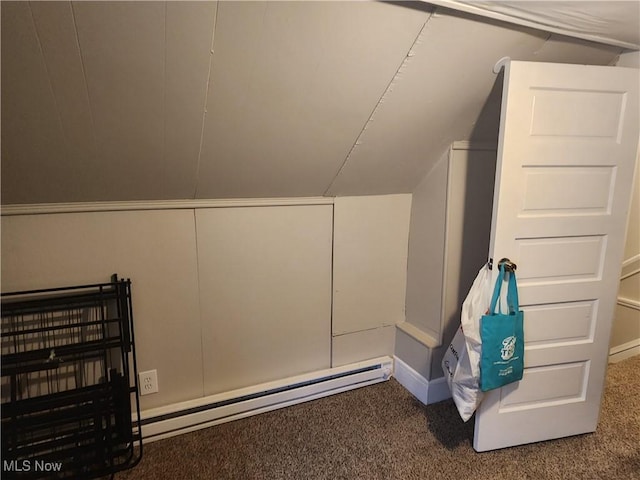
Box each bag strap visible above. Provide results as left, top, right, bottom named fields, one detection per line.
left=488, top=263, right=520, bottom=314
left=506, top=268, right=520, bottom=313
left=488, top=264, right=506, bottom=314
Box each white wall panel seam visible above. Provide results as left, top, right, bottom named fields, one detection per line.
left=194, top=2, right=219, bottom=199
left=68, top=1, right=98, bottom=153
left=332, top=325, right=393, bottom=338
left=324, top=9, right=434, bottom=196
left=330, top=202, right=335, bottom=366
left=162, top=3, right=167, bottom=196
left=27, top=2, right=67, bottom=149
left=193, top=208, right=207, bottom=398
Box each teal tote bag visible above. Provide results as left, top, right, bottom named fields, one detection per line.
left=480, top=263, right=524, bottom=392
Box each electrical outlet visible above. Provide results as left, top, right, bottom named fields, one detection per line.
left=138, top=369, right=159, bottom=396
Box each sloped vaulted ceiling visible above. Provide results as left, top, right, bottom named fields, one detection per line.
left=1, top=1, right=636, bottom=204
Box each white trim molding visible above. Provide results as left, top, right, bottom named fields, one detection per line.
left=618, top=296, right=640, bottom=312
left=1, top=197, right=335, bottom=216
left=451, top=141, right=498, bottom=151
left=620, top=254, right=640, bottom=281
left=609, top=339, right=640, bottom=363
left=393, top=355, right=451, bottom=405
left=396, top=322, right=440, bottom=349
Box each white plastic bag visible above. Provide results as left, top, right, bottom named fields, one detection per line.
left=441, top=264, right=493, bottom=421
left=460, top=264, right=493, bottom=380
left=442, top=325, right=478, bottom=422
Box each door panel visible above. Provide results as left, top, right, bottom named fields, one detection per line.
left=474, top=61, right=639, bottom=451
left=523, top=301, right=596, bottom=347
left=521, top=166, right=615, bottom=214
left=498, top=362, right=589, bottom=412
left=515, top=235, right=606, bottom=282
left=528, top=87, right=626, bottom=138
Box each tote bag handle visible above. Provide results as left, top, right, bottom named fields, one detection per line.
left=488, top=263, right=520, bottom=315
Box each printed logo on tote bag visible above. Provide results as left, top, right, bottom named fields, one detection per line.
left=501, top=336, right=516, bottom=361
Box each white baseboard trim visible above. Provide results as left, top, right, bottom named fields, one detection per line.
left=393, top=356, right=451, bottom=405
left=427, top=376, right=452, bottom=404
left=139, top=356, right=393, bottom=443
left=609, top=339, right=640, bottom=363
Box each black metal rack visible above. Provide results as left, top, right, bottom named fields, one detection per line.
left=1, top=275, right=142, bottom=479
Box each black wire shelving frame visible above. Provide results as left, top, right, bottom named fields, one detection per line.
left=1, top=275, right=142, bottom=479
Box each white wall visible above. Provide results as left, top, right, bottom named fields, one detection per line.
left=403, top=151, right=449, bottom=342
left=332, top=195, right=412, bottom=366
left=1, top=210, right=203, bottom=409
left=1, top=195, right=412, bottom=410
left=400, top=146, right=496, bottom=379
left=609, top=154, right=640, bottom=357
left=196, top=206, right=332, bottom=395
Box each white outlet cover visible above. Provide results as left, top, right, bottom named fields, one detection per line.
left=139, top=369, right=159, bottom=395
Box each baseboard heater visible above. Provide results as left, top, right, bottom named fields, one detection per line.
left=140, top=356, right=393, bottom=442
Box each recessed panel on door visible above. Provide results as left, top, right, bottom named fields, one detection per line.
left=521, top=166, right=616, bottom=216
left=530, top=88, right=626, bottom=140
left=523, top=300, right=597, bottom=348
left=498, top=361, right=589, bottom=413
left=516, top=235, right=606, bottom=284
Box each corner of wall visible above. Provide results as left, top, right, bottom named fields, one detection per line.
left=393, top=327, right=451, bottom=404
left=404, top=150, right=450, bottom=338
left=615, top=50, right=640, bottom=68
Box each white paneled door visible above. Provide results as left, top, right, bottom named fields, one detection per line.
left=474, top=61, right=639, bottom=452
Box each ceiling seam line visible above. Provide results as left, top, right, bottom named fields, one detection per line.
left=193, top=1, right=219, bottom=200
left=323, top=9, right=435, bottom=196
left=69, top=1, right=99, bottom=158
left=27, top=3, right=69, bottom=150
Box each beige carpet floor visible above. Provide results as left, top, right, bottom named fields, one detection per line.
left=118, top=355, right=640, bottom=480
